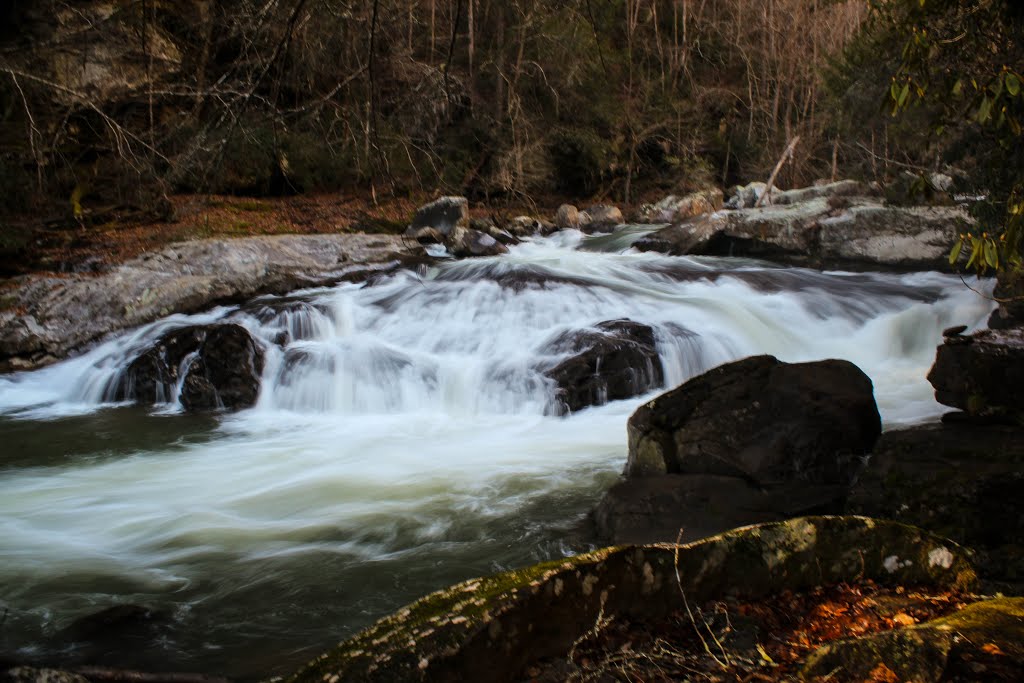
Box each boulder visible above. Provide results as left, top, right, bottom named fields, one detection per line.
left=725, top=181, right=774, bottom=209
left=625, top=355, right=881, bottom=485
left=802, top=598, right=1024, bottom=683
left=540, top=320, right=664, bottom=414
left=581, top=204, right=623, bottom=233
left=118, top=323, right=264, bottom=412
left=638, top=188, right=724, bottom=223
left=848, top=422, right=1024, bottom=584
left=927, top=327, right=1024, bottom=423
left=505, top=215, right=555, bottom=238
left=470, top=218, right=519, bottom=246
left=281, top=517, right=976, bottom=683
left=554, top=204, right=581, bottom=229
left=771, top=179, right=872, bottom=205
left=408, top=226, right=444, bottom=245
left=444, top=226, right=509, bottom=258
left=406, top=196, right=469, bottom=237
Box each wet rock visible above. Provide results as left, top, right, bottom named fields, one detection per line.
left=592, top=474, right=846, bottom=545
left=848, top=422, right=1024, bottom=585
left=625, top=355, right=880, bottom=485
left=506, top=215, right=555, bottom=237
left=407, top=196, right=469, bottom=237
left=540, top=320, right=664, bottom=414
left=581, top=204, right=623, bottom=233
left=444, top=226, right=509, bottom=258
left=0, top=233, right=409, bottom=372
left=61, top=605, right=167, bottom=644
left=927, top=327, right=1024, bottom=423
left=469, top=218, right=519, bottom=246
left=119, top=323, right=264, bottom=412
left=802, top=598, right=1024, bottom=683
left=282, top=517, right=975, bottom=683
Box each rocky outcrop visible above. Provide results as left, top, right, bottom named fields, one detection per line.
left=638, top=188, right=724, bottom=223
left=539, top=320, right=664, bottom=414
left=927, top=327, right=1024, bottom=423
left=117, top=323, right=264, bottom=411
left=281, top=517, right=975, bottom=683
left=635, top=186, right=971, bottom=271
left=595, top=355, right=881, bottom=544
left=0, top=233, right=408, bottom=373
left=849, top=422, right=1024, bottom=585
left=406, top=196, right=469, bottom=237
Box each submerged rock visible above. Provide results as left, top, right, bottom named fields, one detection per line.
left=281, top=517, right=975, bottom=683
left=118, top=323, right=264, bottom=412
left=540, top=320, right=664, bottom=414
left=927, top=327, right=1024, bottom=423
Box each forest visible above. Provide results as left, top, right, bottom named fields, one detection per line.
left=1, top=0, right=1019, bottom=260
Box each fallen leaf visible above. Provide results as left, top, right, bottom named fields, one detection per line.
left=891, top=613, right=916, bottom=627
left=868, top=662, right=900, bottom=682
left=981, top=643, right=1006, bottom=656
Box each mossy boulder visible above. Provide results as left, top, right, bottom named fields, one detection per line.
left=283, top=517, right=975, bottom=683
left=848, top=422, right=1024, bottom=586
left=802, top=598, right=1024, bottom=682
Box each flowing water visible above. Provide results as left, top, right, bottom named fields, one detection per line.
left=0, top=229, right=995, bottom=678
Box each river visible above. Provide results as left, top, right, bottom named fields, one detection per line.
left=0, top=228, right=994, bottom=679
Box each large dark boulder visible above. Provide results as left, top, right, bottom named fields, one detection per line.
left=541, top=320, right=664, bottom=414
left=626, top=355, right=881, bottom=485
left=406, top=196, right=470, bottom=237
left=927, top=327, right=1024, bottom=423
left=848, top=422, right=1024, bottom=585
left=118, top=323, right=264, bottom=412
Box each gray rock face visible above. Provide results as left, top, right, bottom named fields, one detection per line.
left=118, top=323, right=265, bottom=412
left=0, top=233, right=407, bottom=372
left=927, top=327, right=1024, bottom=423
left=634, top=193, right=970, bottom=271
left=540, top=320, right=664, bottom=414
left=407, top=196, right=470, bottom=237
left=626, top=355, right=881, bottom=483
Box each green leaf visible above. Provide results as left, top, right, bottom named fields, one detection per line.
left=966, top=240, right=982, bottom=269
left=898, top=82, right=910, bottom=107
left=1008, top=73, right=1021, bottom=97
left=890, top=81, right=900, bottom=103
left=952, top=79, right=963, bottom=97
left=984, top=240, right=999, bottom=269
left=949, top=239, right=964, bottom=265
left=978, top=96, right=993, bottom=123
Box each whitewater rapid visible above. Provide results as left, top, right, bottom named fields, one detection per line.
left=0, top=229, right=995, bottom=676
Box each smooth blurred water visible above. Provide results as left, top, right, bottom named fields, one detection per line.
left=0, top=228, right=994, bottom=678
